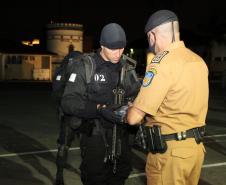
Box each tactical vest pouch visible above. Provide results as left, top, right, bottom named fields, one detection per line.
left=145, top=125, right=167, bottom=154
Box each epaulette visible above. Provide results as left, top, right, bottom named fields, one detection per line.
left=151, top=51, right=169, bottom=64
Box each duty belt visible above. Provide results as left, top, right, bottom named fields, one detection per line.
left=162, top=126, right=205, bottom=142
left=142, top=125, right=205, bottom=154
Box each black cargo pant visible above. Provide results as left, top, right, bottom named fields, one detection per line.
left=79, top=126, right=132, bottom=185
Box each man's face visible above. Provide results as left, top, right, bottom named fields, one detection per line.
left=101, top=46, right=124, bottom=64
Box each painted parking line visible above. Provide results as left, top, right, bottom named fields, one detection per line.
left=0, top=134, right=226, bottom=158
left=204, top=134, right=226, bottom=143
left=202, top=162, right=226, bottom=168
left=129, top=173, right=145, bottom=178
left=205, top=140, right=226, bottom=143
left=205, top=134, right=226, bottom=138
left=0, top=147, right=80, bottom=158
left=0, top=145, right=226, bottom=180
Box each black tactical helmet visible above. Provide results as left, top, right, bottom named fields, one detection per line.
left=144, top=10, right=178, bottom=33
left=100, top=23, right=126, bottom=49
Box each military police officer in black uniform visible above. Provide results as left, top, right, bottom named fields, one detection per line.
left=52, top=50, right=82, bottom=185
left=61, top=23, right=141, bottom=185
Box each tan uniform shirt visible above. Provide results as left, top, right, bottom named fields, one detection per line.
left=134, top=41, right=209, bottom=134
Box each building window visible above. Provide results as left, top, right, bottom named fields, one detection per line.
left=42, top=56, right=50, bottom=69
left=6, top=56, right=11, bottom=64
left=17, top=56, right=22, bottom=64
left=6, top=56, right=22, bottom=64
left=30, top=56, right=35, bottom=61
left=23, top=56, right=28, bottom=60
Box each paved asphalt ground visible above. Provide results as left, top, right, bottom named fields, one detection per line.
left=0, top=81, right=226, bottom=185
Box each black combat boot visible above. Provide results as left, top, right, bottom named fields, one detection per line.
left=55, top=167, right=64, bottom=185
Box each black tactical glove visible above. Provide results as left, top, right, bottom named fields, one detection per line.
left=114, top=105, right=129, bottom=122
left=98, top=104, right=127, bottom=124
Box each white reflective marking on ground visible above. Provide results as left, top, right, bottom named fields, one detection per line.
left=205, top=134, right=226, bottom=138
left=1, top=135, right=225, bottom=158
left=204, top=140, right=226, bottom=143
left=202, top=162, right=226, bottom=168
left=129, top=172, right=145, bottom=178
left=0, top=147, right=80, bottom=158
left=0, top=146, right=226, bottom=179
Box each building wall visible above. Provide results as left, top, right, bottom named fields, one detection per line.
left=22, top=61, right=33, bottom=79
left=1, top=54, right=52, bottom=81
left=5, top=65, right=20, bottom=79
left=46, top=23, right=83, bottom=57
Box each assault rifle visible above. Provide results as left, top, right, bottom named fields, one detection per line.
left=111, top=54, right=137, bottom=173
left=121, top=55, right=147, bottom=152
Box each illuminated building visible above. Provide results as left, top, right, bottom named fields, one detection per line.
left=46, top=22, right=83, bottom=57
left=0, top=22, right=84, bottom=81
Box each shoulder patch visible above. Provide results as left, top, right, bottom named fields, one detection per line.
left=56, top=75, right=61, bottom=81
left=142, top=68, right=157, bottom=87
left=68, top=73, right=77, bottom=82
left=151, top=51, right=169, bottom=64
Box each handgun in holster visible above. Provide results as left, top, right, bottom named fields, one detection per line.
left=145, top=125, right=167, bottom=154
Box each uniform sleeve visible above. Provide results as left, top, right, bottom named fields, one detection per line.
left=61, top=62, right=98, bottom=119
left=133, top=60, right=171, bottom=116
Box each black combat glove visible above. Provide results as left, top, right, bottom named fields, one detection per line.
left=98, top=104, right=128, bottom=124
left=114, top=105, right=129, bottom=122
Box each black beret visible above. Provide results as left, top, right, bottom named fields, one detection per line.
left=145, top=10, right=178, bottom=33
left=100, top=23, right=126, bottom=49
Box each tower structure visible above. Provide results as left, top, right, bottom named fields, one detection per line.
left=46, top=23, right=83, bottom=57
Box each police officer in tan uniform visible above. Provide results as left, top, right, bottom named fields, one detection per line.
left=127, top=10, right=209, bottom=185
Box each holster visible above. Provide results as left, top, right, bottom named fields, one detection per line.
left=192, top=127, right=205, bottom=144
left=145, top=125, right=167, bottom=154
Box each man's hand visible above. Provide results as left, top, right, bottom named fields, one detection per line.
left=98, top=104, right=126, bottom=124
left=114, top=105, right=129, bottom=122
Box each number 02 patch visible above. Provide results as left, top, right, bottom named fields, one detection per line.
left=94, top=73, right=106, bottom=83
left=142, top=68, right=157, bottom=87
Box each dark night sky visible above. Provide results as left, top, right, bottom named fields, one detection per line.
left=0, top=0, right=226, bottom=47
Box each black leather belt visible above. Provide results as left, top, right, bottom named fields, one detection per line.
left=162, top=127, right=205, bottom=141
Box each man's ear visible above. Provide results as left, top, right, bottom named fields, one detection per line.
left=150, top=31, right=156, bottom=45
